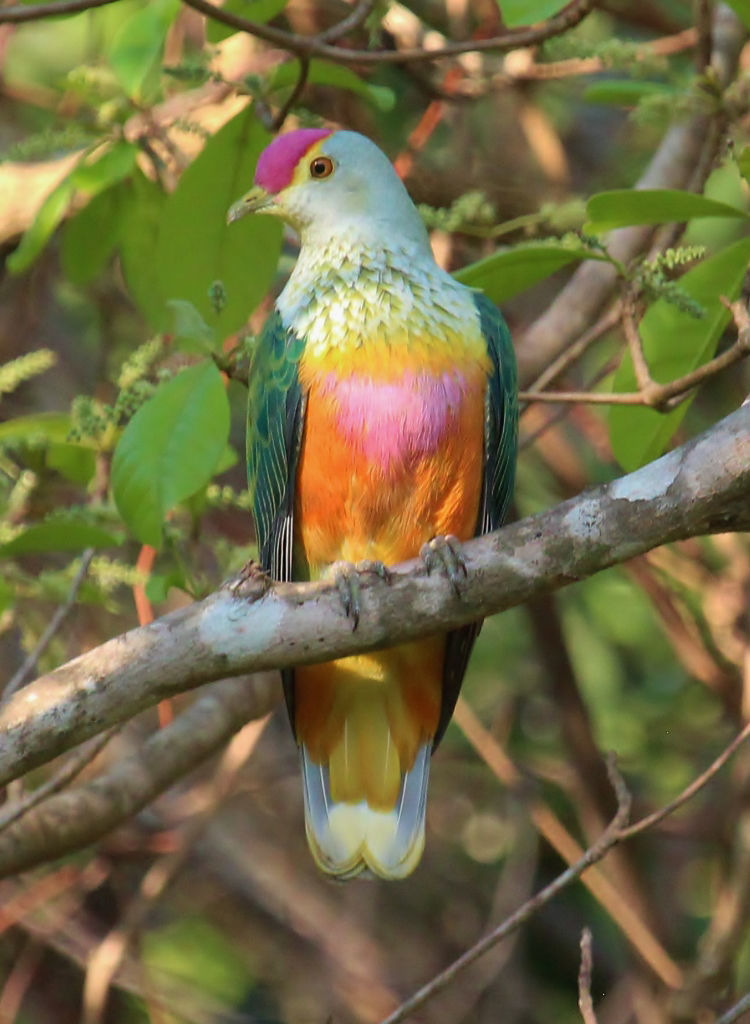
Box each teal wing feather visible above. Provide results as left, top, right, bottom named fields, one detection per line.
left=435, top=292, right=518, bottom=746
left=246, top=310, right=306, bottom=583
left=475, top=291, right=518, bottom=532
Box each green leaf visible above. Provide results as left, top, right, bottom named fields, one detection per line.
left=111, top=361, right=231, bottom=547
left=155, top=107, right=282, bottom=336
left=108, top=0, right=179, bottom=101
left=120, top=170, right=169, bottom=328
left=583, top=80, right=675, bottom=107
left=269, top=60, right=395, bottom=111
left=146, top=568, right=187, bottom=603
left=0, top=521, right=119, bottom=558
left=609, top=235, right=750, bottom=471
left=70, top=140, right=139, bottom=195
left=585, top=189, right=749, bottom=234
left=8, top=141, right=139, bottom=276
left=455, top=242, right=611, bottom=303
left=0, top=413, right=73, bottom=445
left=46, top=443, right=97, bottom=485
left=682, top=160, right=749, bottom=254
left=499, top=0, right=567, bottom=27
left=723, top=0, right=750, bottom=29
left=7, top=176, right=76, bottom=275
left=62, top=182, right=130, bottom=285
left=206, top=0, right=288, bottom=42
left=168, top=299, right=216, bottom=354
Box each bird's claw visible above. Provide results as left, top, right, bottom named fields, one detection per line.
left=420, top=534, right=468, bottom=596
left=328, top=559, right=391, bottom=631
left=355, top=559, right=392, bottom=585
left=228, top=559, right=271, bottom=597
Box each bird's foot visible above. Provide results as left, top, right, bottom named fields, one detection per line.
left=420, top=534, right=468, bottom=596
left=228, top=559, right=271, bottom=597
left=327, top=559, right=392, bottom=631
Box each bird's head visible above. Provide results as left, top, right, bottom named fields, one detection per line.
left=228, top=128, right=430, bottom=250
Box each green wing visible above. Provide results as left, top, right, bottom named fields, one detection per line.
left=475, top=291, right=518, bottom=532
left=435, top=292, right=518, bottom=747
left=246, top=310, right=306, bottom=582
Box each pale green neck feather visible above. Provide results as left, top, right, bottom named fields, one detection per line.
left=277, top=236, right=481, bottom=359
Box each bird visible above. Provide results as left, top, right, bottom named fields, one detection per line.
left=228, top=128, right=517, bottom=880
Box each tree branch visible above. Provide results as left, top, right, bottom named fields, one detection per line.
left=716, top=992, right=750, bottom=1024
left=1, top=403, right=748, bottom=788
left=377, top=757, right=633, bottom=1024
left=578, top=928, right=599, bottom=1024
left=180, top=0, right=595, bottom=64
left=517, top=3, right=746, bottom=387
left=0, top=674, right=278, bottom=878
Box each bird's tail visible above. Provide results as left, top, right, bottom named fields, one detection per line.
left=301, top=739, right=430, bottom=880
left=297, top=675, right=433, bottom=879
left=294, top=645, right=443, bottom=879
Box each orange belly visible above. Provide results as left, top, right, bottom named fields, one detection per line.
left=292, top=364, right=486, bottom=782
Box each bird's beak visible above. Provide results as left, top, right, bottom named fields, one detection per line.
left=227, top=185, right=275, bottom=224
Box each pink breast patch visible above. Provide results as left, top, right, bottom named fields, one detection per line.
left=323, top=371, right=471, bottom=472
left=254, top=128, right=332, bottom=194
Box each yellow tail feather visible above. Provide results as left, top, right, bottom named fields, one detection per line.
left=301, top=742, right=430, bottom=880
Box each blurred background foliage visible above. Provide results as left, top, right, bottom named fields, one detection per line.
left=0, top=0, right=749, bottom=1023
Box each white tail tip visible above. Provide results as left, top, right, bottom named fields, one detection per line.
left=300, top=742, right=430, bottom=880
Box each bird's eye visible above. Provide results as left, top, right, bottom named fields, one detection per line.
left=309, top=156, right=334, bottom=179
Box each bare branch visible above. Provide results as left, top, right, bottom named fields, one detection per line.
left=455, top=699, right=683, bottom=987
left=316, top=0, right=378, bottom=44
left=0, top=728, right=118, bottom=834
left=81, top=715, right=270, bottom=1024
left=578, top=928, right=599, bottom=1024
left=376, top=715, right=750, bottom=1024
left=517, top=3, right=746, bottom=387
left=716, top=992, right=750, bottom=1024
left=271, top=56, right=310, bottom=132
left=3, top=547, right=95, bottom=700
left=376, top=759, right=632, bottom=1024
left=0, top=674, right=278, bottom=879
left=520, top=299, right=750, bottom=409
left=521, top=303, right=623, bottom=401
left=1, top=403, right=748, bottom=788
left=618, top=721, right=750, bottom=841
left=181, top=0, right=595, bottom=64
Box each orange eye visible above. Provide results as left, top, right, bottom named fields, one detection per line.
left=309, top=156, right=334, bottom=179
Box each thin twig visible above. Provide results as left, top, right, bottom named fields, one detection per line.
left=578, top=928, right=598, bottom=1024
left=271, top=57, right=310, bottom=132
left=0, top=674, right=278, bottom=878
left=376, top=758, right=632, bottom=1024
left=619, top=723, right=750, bottom=841
left=180, top=0, right=595, bottom=65
left=81, top=714, right=270, bottom=1024
left=380, top=714, right=750, bottom=1024
left=2, top=547, right=96, bottom=701
left=716, top=991, right=750, bottom=1024
left=519, top=388, right=647, bottom=405
left=0, top=728, right=119, bottom=833
left=445, top=26, right=699, bottom=99
left=454, top=699, right=682, bottom=987
left=0, top=935, right=42, bottom=1021
left=520, top=302, right=623, bottom=414
left=316, top=0, right=378, bottom=43
left=520, top=298, right=750, bottom=409
left=623, top=293, right=653, bottom=392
